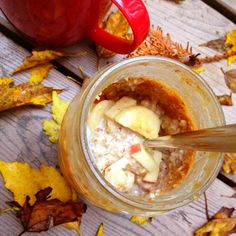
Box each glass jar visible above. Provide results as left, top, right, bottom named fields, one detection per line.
left=58, top=56, right=225, bottom=215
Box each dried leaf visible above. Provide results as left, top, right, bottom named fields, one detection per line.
left=192, top=67, right=205, bottom=74
left=96, top=223, right=104, bottom=236
left=0, top=207, right=20, bottom=214
left=29, top=63, right=53, bottom=83
left=0, top=82, right=62, bottom=112
left=225, top=30, right=236, bottom=65
left=217, top=94, right=233, bottom=106
left=96, top=10, right=131, bottom=58
left=213, top=207, right=235, bottom=219
left=0, top=77, right=14, bottom=86
left=200, top=37, right=225, bottom=53
left=12, top=50, right=67, bottom=74
left=195, top=207, right=236, bottom=236
left=130, top=216, right=150, bottom=225
left=8, top=187, right=86, bottom=234
left=221, top=68, right=236, bottom=93
left=223, top=153, right=236, bottom=174
left=0, top=161, right=74, bottom=206
left=42, top=91, right=70, bottom=143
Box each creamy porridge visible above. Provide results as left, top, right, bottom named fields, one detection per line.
left=87, top=77, right=195, bottom=199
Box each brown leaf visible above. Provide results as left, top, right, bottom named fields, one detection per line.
left=213, top=207, right=235, bottom=219
left=217, top=94, right=233, bottom=106
left=221, top=68, right=236, bottom=93
left=8, top=187, right=86, bottom=234
left=0, top=82, right=62, bottom=112
left=195, top=207, right=236, bottom=236
left=96, top=10, right=131, bottom=58
left=200, top=37, right=225, bottom=53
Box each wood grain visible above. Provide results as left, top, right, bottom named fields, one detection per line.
left=0, top=1, right=236, bottom=235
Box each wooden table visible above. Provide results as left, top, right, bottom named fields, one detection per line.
left=0, top=1, right=235, bottom=235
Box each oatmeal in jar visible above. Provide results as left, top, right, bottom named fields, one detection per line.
left=87, top=77, right=195, bottom=199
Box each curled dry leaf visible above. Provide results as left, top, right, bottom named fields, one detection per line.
left=29, top=63, right=53, bottom=84
left=217, top=94, right=233, bottom=106
left=96, top=223, right=104, bottom=236
left=200, top=37, right=225, bottom=53
left=195, top=207, right=236, bottom=236
left=221, top=68, right=236, bottom=93
left=42, top=91, right=70, bottom=143
left=225, top=30, right=236, bottom=65
left=0, top=80, right=62, bottom=112
left=8, top=187, right=86, bottom=235
left=223, top=153, right=236, bottom=174
left=96, top=10, right=131, bottom=58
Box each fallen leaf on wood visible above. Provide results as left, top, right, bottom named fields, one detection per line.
left=195, top=207, right=236, bottom=236
left=12, top=49, right=85, bottom=75
left=225, top=30, right=236, bottom=65
left=130, top=215, right=152, bottom=225
left=0, top=77, right=14, bottom=86
left=29, top=63, right=53, bottom=83
left=8, top=187, right=86, bottom=235
left=42, top=91, right=70, bottom=143
left=221, top=68, right=236, bottom=93
left=200, top=37, right=225, bottom=53
left=0, top=161, right=74, bottom=206
left=192, top=67, right=205, bottom=74
left=96, top=223, right=104, bottom=236
left=96, top=10, right=131, bottom=58
left=0, top=82, right=62, bottom=112
left=217, top=94, right=233, bottom=106
left=0, top=207, right=20, bottom=214
left=222, top=153, right=236, bottom=174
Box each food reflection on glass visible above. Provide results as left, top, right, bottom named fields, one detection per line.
left=87, top=77, right=196, bottom=199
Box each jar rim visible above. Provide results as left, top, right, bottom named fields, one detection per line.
left=80, top=56, right=225, bottom=212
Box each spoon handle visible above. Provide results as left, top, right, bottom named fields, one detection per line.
left=144, top=124, right=236, bottom=153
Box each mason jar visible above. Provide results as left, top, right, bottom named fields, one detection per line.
left=58, top=56, right=225, bottom=215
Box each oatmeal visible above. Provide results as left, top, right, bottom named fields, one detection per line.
left=87, top=77, right=194, bottom=198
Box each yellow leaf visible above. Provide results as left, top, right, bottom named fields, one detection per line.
left=225, top=30, right=236, bottom=65
left=29, top=63, right=53, bottom=83
left=0, top=83, right=62, bottom=112
left=192, top=67, right=205, bottom=74
left=42, top=119, right=60, bottom=143
left=130, top=216, right=149, bottom=225
left=42, top=91, right=70, bottom=143
left=195, top=218, right=236, bottom=236
left=0, top=161, right=73, bottom=206
left=0, top=77, right=14, bottom=86
left=12, top=50, right=66, bottom=74
left=96, top=223, right=104, bottom=236
left=64, top=221, right=83, bottom=235
left=222, top=153, right=236, bottom=174
left=96, top=10, right=131, bottom=58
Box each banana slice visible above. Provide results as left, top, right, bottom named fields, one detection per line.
left=115, top=105, right=160, bottom=139
left=87, top=100, right=114, bottom=130
left=105, top=96, right=137, bottom=120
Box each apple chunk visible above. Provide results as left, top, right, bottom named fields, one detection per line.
left=130, top=144, right=162, bottom=183
left=87, top=100, right=114, bottom=130
left=114, top=105, right=160, bottom=139
left=105, top=96, right=137, bottom=120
